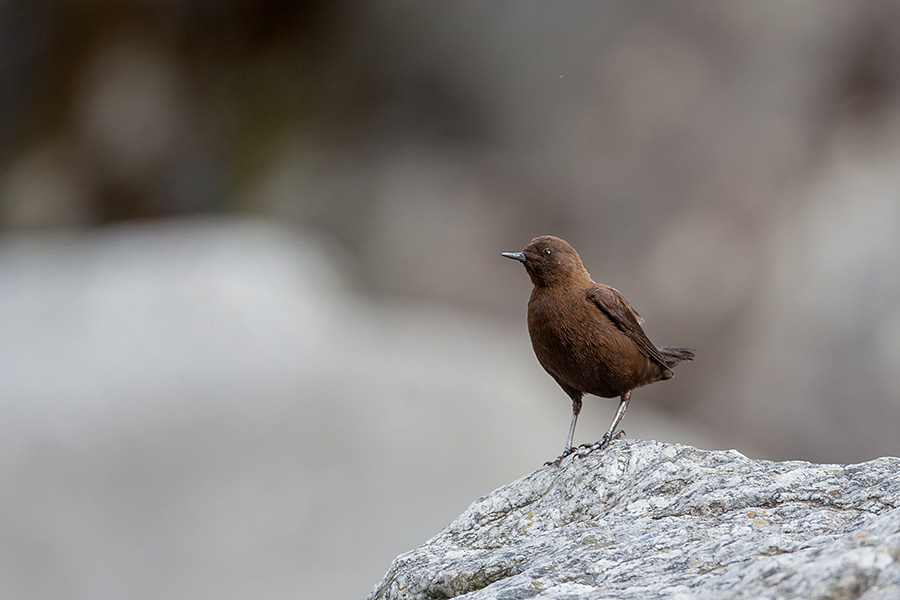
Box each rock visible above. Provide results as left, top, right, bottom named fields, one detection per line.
left=369, top=439, right=900, bottom=600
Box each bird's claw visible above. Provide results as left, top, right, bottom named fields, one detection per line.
left=578, top=429, right=626, bottom=454
left=544, top=445, right=577, bottom=467
left=545, top=430, right=626, bottom=466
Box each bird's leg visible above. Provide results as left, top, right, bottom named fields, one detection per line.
left=545, top=396, right=582, bottom=467
left=564, top=396, right=582, bottom=451
left=583, top=390, right=631, bottom=453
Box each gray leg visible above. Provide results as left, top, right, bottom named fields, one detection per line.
left=545, top=396, right=582, bottom=467
left=564, top=396, right=583, bottom=452
left=604, top=390, right=631, bottom=442
left=583, top=390, right=631, bottom=453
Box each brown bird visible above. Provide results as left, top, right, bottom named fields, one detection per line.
left=503, top=235, right=694, bottom=466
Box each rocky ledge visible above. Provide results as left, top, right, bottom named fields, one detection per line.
left=369, top=439, right=900, bottom=599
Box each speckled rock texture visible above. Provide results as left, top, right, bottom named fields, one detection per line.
left=369, top=439, right=900, bottom=600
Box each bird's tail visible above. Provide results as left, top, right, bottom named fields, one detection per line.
left=658, top=346, right=695, bottom=368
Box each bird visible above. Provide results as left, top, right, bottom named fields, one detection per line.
left=502, top=235, right=694, bottom=466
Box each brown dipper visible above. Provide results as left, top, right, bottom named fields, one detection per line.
left=502, top=235, right=694, bottom=466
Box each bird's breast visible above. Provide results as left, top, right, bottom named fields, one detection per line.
left=527, top=288, right=657, bottom=397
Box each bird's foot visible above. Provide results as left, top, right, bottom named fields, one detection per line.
left=578, top=429, right=626, bottom=454
left=544, top=445, right=577, bottom=467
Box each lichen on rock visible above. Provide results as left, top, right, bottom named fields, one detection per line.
left=369, top=440, right=900, bottom=599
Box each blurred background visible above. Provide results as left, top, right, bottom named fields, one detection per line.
left=3, top=1, right=900, bottom=599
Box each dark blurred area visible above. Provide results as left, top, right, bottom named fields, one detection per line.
left=4, top=1, right=900, bottom=599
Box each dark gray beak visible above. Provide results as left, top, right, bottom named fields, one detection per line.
left=501, top=251, right=526, bottom=263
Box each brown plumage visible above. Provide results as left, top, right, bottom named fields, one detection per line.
left=502, top=235, right=694, bottom=466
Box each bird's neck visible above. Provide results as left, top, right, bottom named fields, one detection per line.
left=531, top=269, right=593, bottom=289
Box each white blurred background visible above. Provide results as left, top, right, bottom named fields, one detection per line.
left=3, top=2, right=900, bottom=599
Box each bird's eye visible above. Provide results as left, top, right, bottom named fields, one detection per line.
left=543, top=248, right=552, bottom=256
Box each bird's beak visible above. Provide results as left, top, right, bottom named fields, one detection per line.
left=501, top=251, right=527, bottom=263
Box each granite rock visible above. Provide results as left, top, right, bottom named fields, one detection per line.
left=369, top=439, right=900, bottom=599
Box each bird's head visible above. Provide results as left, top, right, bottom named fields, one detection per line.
left=502, top=235, right=590, bottom=287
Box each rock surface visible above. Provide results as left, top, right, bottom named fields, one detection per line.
left=369, top=440, right=900, bottom=599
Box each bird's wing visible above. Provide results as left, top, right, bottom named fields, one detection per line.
left=586, top=285, right=670, bottom=370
